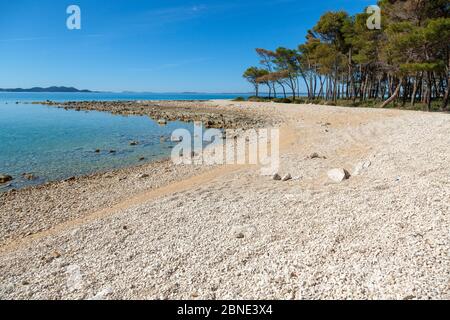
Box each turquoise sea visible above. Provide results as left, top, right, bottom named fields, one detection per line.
left=0, top=92, right=246, bottom=191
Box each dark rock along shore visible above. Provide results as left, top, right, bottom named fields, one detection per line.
left=35, top=100, right=273, bottom=129
left=0, top=175, right=13, bottom=184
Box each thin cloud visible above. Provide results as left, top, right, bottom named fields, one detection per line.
left=137, top=4, right=208, bottom=26
left=0, top=36, right=50, bottom=42
left=0, top=34, right=105, bottom=42
left=137, top=1, right=304, bottom=26
left=121, top=2, right=287, bottom=30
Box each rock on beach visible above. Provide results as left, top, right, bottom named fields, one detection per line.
left=327, top=168, right=351, bottom=183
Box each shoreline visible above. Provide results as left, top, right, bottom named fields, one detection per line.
left=0, top=99, right=277, bottom=245
left=35, top=99, right=276, bottom=129
left=1, top=99, right=279, bottom=193
left=1, top=100, right=449, bottom=299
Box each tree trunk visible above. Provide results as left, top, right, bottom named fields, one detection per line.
left=347, top=48, right=352, bottom=100
left=301, top=75, right=310, bottom=99
left=442, top=79, right=449, bottom=111
left=289, top=77, right=296, bottom=100
left=441, top=61, right=449, bottom=111
left=388, top=74, right=393, bottom=97
left=360, top=71, right=368, bottom=101
left=380, top=79, right=401, bottom=108
left=426, top=71, right=432, bottom=111
left=333, top=76, right=338, bottom=102
left=375, top=79, right=379, bottom=99
left=411, top=76, right=418, bottom=107
left=278, top=82, right=286, bottom=98
left=402, top=78, right=409, bottom=107
left=317, top=76, right=325, bottom=99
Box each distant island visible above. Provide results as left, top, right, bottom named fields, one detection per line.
left=0, top=86, right=95, bottom=93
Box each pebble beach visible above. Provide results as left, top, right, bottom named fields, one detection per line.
left=0, top=100, right=448, bottom=299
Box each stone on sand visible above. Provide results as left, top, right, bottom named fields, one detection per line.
left=327, top=168, right=351, bottom=183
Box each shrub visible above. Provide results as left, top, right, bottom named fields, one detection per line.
left=273, top=98, right=292, bottom=103
left=248, top=96, right=264, bottom=102
left=293, top=98, right=306, bottom=104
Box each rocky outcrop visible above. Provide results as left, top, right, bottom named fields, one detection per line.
left=0, top=174, right=13, bottom=184
left=35, top=100, right=273, bottom=129
left=22, top=173, right=37, bottom=181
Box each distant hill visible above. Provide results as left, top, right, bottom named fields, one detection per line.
left=0, top=86, right=95, bottom=93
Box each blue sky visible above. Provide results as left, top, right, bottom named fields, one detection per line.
left=0, top=0, right=373, bottom=92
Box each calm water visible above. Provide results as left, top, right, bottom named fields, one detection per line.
left=0, top=92, right=251, bottom=103
left=0, top=92, right=242, bottom=191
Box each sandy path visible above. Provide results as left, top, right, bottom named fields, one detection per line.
left=0, top=101, right=448, bottom=300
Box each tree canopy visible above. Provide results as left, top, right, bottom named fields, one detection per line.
left=243, top=0, right=450, bottom=110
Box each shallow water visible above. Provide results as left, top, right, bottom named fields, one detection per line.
left=0, top=91, right=250, bottom=103
left=0, top=97, right=203, bottom=190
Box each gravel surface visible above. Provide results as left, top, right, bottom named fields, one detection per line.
left=0, top=160, right=211, bottom=246
left=0, top=100, right=448, bottom=300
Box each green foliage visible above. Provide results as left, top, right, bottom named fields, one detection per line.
left=243, top=67, right=269, bottom=96
left=243, top=67, right=265, bottom=83
left=313, top=11, right=350, bottom=51
left=243, top=0, right=449, bottom=111
left=273, top=98, right=292, bottom=103
left=348, top=13, right=384, bottom=66
left=400, top=62, right=446, bottom=73
left=247, top=96, right=267, bottom=102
